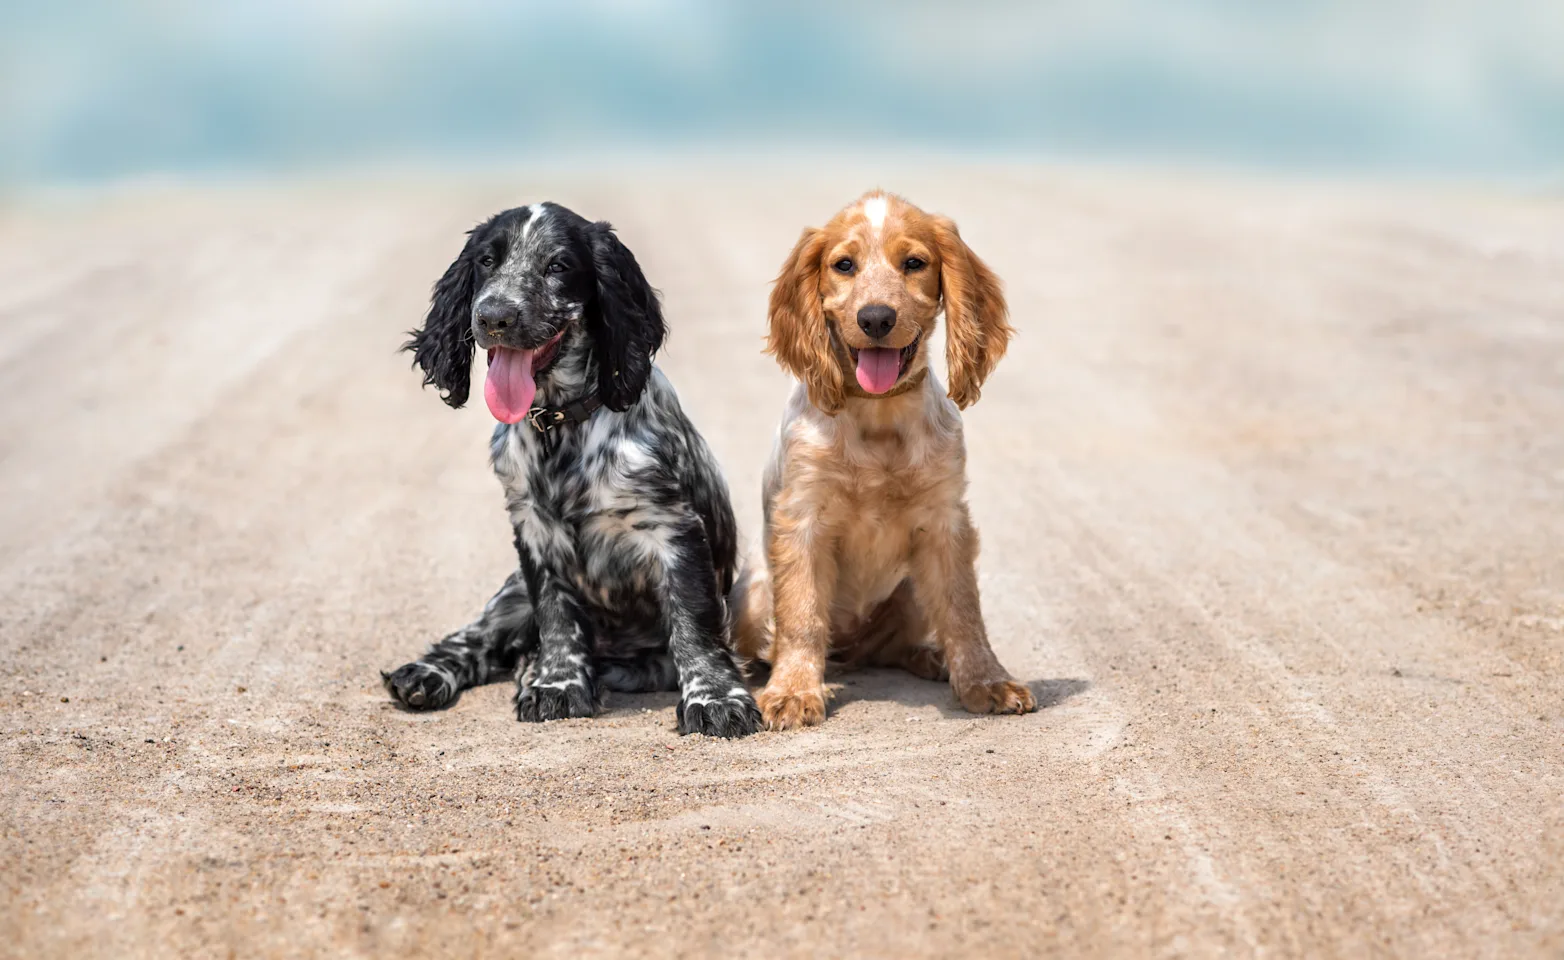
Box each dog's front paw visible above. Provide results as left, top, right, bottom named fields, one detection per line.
left=956, top=678, right=1036, bottom=715
left=678, top=692, right=762, bottom=738
left=756, top=685, right=828, bottom=731
left=382, top=662, right=458, bottom=710
left=514, top=678, right=597, bottom=723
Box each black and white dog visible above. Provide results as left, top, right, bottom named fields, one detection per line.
left=383, top=202, right=761, bottom=738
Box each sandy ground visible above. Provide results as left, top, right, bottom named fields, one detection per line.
left=0, top=166, right=1561, bottom=958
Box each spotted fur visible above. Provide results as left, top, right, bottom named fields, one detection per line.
left=383, top=203, right=760, bottom=738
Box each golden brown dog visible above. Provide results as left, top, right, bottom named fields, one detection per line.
left=731, top=191, right=1037, bottom=730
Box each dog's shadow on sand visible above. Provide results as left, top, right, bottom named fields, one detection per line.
left=389, top=670, right=1088, bottom=722
left=826, top=669, right=1090, bottom=719
left=742, top=664, right=1090, bottom=721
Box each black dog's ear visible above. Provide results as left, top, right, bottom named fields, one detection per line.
left=403, top=230, right=479, bottom=408
left=588, top=222, right=665, bottom=411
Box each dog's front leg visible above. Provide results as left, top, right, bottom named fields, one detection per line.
left=756, top=503, right=837, bottom=730
left=659, top=523, right=761, bottom=738
left=910, top=503, right=1036, bottom=715
left=383, top=569, right=533, bottom=710
left=512, top=529, right=598, bottom=722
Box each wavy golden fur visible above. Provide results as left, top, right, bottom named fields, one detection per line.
left=734, top=191, right=1034, bottom=729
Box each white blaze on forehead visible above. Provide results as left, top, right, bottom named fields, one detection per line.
left=521, top=202, right=549, bottom=241
left=863, top=195, right=888, bottom=232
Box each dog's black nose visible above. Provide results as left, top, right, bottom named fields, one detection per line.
left=474, top=299, right=517, bottom=334
left=856, top=304, right=897, bottom=339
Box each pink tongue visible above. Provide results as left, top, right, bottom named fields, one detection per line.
left=484, top=347, right=537, bottom=424
left=855, top=347, right=901, bottom=394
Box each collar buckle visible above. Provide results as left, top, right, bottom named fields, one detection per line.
left=527, top=404, right=580, bottom=433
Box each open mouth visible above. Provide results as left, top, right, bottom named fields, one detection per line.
left=848, top=333, right=921, bottom=395
left=482, top=326, right=568, bottom=424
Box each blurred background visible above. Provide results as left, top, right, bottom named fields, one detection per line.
left=3, top=0, right=1562, bottom=187
left=4, top=8, right=1564, bottom=955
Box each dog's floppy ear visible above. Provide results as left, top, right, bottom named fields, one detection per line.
left=767, top=227, right=845, bottom=414
left=932, top=216, right=1011, bottom=409
left=588, top=221, right=665, bottom=411
left=404, top=229, right=479, bottom=408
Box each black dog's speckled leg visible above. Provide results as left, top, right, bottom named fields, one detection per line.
left=513, top=541, right=598, bottom=722
left=662, top=523, right=761, bottom=738
left=383, top=570, right=533, bottom=710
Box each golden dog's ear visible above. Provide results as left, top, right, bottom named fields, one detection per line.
left=766, top=227, right=846, bottom=414
left=933, top=216, right=1012, bottom=408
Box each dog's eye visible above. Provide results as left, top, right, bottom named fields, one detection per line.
left=547, top=261, right=568, bottom=275
left=477, top=254, right=495, bottom=268
left=832, top=258, right=854, bottom=274
left=903, top=257, right=926, bottom=272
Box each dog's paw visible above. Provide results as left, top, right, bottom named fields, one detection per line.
left=382, top=663, right=458, bottom=710
left=756, top=685, right=828, bottom=731
left=956, top=678, right=1037, bottom=715
left=677, top=693, right=762, bottom=738
left=514, top=679, right=597, bottom=723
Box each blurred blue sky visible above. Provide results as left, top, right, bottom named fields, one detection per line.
left=2, top=0, right=1561, bottom=183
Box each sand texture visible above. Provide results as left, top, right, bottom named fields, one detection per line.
left=1, top=168, right=1561, bottom=957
